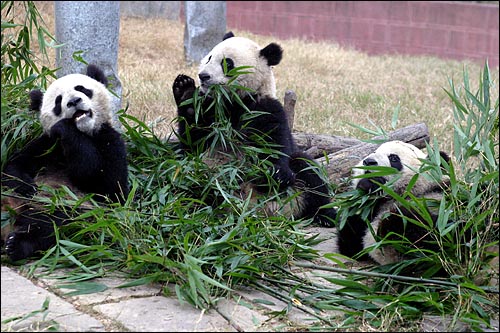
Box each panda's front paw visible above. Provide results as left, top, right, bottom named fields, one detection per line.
left=273, top=165, right=295, bottom=189
left=4, top=232, right=35, bottom=262
left=50, top=118, right=74, bottom=139
left=173, top=74, right=196, bottom=106
left=314, top=208, right=337, bottom=228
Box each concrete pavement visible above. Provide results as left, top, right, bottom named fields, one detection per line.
left=1, top=227, right=498, bottom=332
left=0, top=227, right=340, bottom=332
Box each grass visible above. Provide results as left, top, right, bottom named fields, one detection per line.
left=1, top=1, right=499, bottom=332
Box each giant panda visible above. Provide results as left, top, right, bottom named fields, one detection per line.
left=1, top=64, right=129, bottom=261
left=336, top=140, right=452, bottom=265
left=172, top=31, right=337, bottom=227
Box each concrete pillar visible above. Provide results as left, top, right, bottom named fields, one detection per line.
left=55, top=1, right=122, bottom=114
left=183, top=1, right=226, bottom=65
left=120, top=1, right=180, bottom=20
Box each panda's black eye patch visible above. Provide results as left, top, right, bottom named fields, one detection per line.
left=75, top=85, right=93, bottom=98
left=388, top=154, right=402, bottom=170
left=53, top=95, right=62, bottom=116
left=221, top=58, right=235, bottom=75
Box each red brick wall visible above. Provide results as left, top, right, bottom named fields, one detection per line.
left=226, top=1, right=499, bottom=67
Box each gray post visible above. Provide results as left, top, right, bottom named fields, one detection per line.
left=184, top=1, right=226, bottom=65
left=120, top=1, right=180, bottom=20
left=55, top=1, right=122, bottom=114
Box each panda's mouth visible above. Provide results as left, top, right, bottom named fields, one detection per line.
left=73, top=109, right=92, bottom=121
left=199, top=83, right=210, bottom=94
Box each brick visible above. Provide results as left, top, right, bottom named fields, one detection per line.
left=349, top=20, right=372, bottom=41
left=486, top=9, right=500, bottom=30
left=372, top=24, right=387, bottom=43
left=227, top=1, right=256, bottom=12
left=240, top=13, right=260, bottom=33
left=388, top=1, right=410, bottom=22
left=490, top=35, right=499, bottom=55
left=328, top=19, right=351, bottom=42
left=426, top=2, right=459, bottom=26
left=422, top=28, right=448, bottom=48
left=227, top=13, right=240, bottom=30
left=258, top=1, right=276, bottom=13
left=457, top=7, right=489, bottom=30
left=388, top=25, right=411, bottom=47
left=333, top=1, right=356, bottom=19
left=297, top=15, right=316, bottom=39
left=465, top=32, right=490, bottom=55
left=274, top=14, right=299, bottom=39
left=409, top=1, right=429, bottom=24
left=448, top=30, right=465, bottom=53
left=307, top=1, right=337, bottom=16
left=352, top=1, right=391, bottom=20
left=257, top=13, right=277, bottom=36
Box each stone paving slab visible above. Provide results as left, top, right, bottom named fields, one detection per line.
left=94, top=296, right=236, bottom=332
left=1, top=266, right=105, bottom=332
left=1, top=265, right=307, bottom=332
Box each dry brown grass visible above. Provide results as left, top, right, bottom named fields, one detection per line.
left=28, top=2, right=500, bottom=153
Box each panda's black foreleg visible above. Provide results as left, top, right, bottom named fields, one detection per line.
left=172, top=74, right=214, bottom=153
left=50, top=118, right=101, bottom=172
left=2, top=135, right=58, bottom=198
left=289, top=152, right=336, bottom=228
left=5, top=208, right=67, bottom=262
left=378, top=206, right=439, bottom=252
left=336, top=215, right=370, bottom=260
left=173, top=74, right=196, bottom=108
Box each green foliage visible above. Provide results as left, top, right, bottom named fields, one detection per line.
left=1, top=1, right=58, bottom=168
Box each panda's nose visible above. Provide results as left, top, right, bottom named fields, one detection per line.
left=198, top=72, right=211, bottom=83
left=363, top=158, right=378, bottom=166
left=67, top=97, right=82, bottom=108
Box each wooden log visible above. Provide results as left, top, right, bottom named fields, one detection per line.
left=284, top=90, right=363, bottom=157
left=294, top=133, right=362, bottom=158
left=316, top=122, right=430, bottom=184
left=284, top=90, right=297, bottom=130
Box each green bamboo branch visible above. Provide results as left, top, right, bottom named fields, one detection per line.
left=250, top=280, right=337, bottom=327
left=293, top=262, right=499, bottom=294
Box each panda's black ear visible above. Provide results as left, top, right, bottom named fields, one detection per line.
left=86, top=64, right=108, bottom=86
left=223, top=31, right=235, bottom=40
left=426, top=151, right=450, bottom=172
left=438, top=151, right=451, bottom=172
left=260, top=43, right=283, bottom=66
left=439, top=151, right=450, bottom=164
left=29, top=89, right=44, bottom=111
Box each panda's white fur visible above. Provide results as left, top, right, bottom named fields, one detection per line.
left=336, top=140, right=451, bottom=265
left=39, top=73, right=119, bottom=136
left=198, top=36, right=278, bottom=98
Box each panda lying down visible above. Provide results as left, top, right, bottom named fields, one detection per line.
left=336, top=140, right=456, bottom=265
